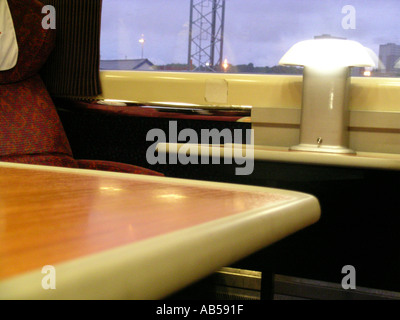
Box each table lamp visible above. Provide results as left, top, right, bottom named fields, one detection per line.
left=279, top=38, right=376, bottom=154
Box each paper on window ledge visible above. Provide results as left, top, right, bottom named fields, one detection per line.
left=205, top=79, right=228, bottom=104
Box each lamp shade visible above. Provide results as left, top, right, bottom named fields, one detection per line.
left=395, top=58, right=400, bottom=69
left=279, top=39, right=376, bottom=69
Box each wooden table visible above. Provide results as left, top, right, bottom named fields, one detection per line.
left=0, top=162, right=320, bottom=299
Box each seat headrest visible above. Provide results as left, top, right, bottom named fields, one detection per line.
left=0, top=0, right=18, bottom=71
left=0, top=0, right=55, bottom=84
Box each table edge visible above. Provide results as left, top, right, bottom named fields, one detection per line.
left=0, top=163, right=320, bottom=299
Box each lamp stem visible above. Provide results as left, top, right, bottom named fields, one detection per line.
left=291, top=66, right=355, bottom=154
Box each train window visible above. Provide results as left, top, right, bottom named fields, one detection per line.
left=100, top=0, right=400, bottom=77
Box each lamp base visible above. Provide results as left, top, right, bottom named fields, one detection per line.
left=289, top=144, right=356, bottom=155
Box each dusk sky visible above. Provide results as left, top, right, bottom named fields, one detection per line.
left=100, top=0, right=400, bottom=67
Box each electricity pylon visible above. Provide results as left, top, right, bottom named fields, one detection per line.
left=188, top=0, right=226, bottom=71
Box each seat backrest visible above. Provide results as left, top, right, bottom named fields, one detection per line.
left=0, top=0, right=77, bottom=167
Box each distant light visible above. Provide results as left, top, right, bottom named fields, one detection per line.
left=223, top=58, right=229, bottom=70
left=363, top=70, right=372, bottom=77
left=139, top=34, right=145, bottom=44
left=139, top=34, right=145, bottom=59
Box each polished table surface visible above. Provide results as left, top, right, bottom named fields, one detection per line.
left=0, top=162, right=320, bottom=299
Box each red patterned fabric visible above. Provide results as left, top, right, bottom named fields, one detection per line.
left=0, top=0, right=163, bottom=176
left=0, top=75, right=74, bottom=159
left=0, top=0, right=55, bottom=84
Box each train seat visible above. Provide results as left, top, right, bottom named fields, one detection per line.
left=0, top=0, right=162, bottom=176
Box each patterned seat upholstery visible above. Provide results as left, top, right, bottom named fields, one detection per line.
left=0, top=0, right=162, bottom=176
